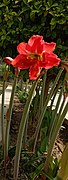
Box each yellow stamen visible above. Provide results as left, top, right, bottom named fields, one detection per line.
left=29, top=53, right=42, bottom=60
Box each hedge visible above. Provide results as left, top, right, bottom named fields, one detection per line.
left=0, top=0, right=68, bottom=58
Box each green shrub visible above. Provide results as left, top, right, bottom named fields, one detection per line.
left=0, top=0, right=68, bottom=58
left=18, top=90, right=28, bottom=103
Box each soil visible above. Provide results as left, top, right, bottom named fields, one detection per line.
left=0, top=95, right=68, bottom=180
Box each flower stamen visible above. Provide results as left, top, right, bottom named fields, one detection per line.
left=29, top=53, right=42, bottom=60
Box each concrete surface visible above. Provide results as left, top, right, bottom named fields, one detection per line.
left=0, top=85, right=12, bottom=142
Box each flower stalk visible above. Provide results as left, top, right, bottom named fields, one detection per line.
left=40, top=71, right=47, bottom=111
left=14, top=80, right=38, bottom=180
left=4, top=69, right=18, bottom=163
left=49, top=83, right=64, bottom=141
left=33, top=68, right=63, bottom=152
left=44, top=101, right=68, bottom=174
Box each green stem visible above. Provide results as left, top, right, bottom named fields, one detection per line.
left=23, top=113, right=29, bottom=148
left=1, top=66, right=9, bottom=153
left=1, top=80, right=6, bottom=149
left=49, top=84, right=64, bottom=141
left=48, top=84, right=61, bottom=138
left=33, top=73, right=47, bottom=153
left=14, top=80, right=38, bottom=180
left=40, top=72, right=47, bottom=111
left=50, top=81, right=61, bottom=110
left=33, top=68, right=63, bottom=152
left=44, top=101, right=68, bottom=173
left=4, top=75, right=17, bottom=162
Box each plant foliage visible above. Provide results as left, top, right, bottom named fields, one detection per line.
left=0, top=0, right=68, bottom=58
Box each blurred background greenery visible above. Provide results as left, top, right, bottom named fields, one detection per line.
left=0, top=0, right=68, bottom=58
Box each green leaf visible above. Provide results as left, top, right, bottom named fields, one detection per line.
left=14, top=80, right=38, bottom=179
left=3, top=0, right=9, bottom=5
left=1, top=35, right=6, bottom=41
left=47, top=0, right=53, bottom=7
left=42, top=172, right=54, bottom=180
left=50, top=18, right=56, bottom=25
left=51, top=24, right=56, bottom=30
left=19, top=21, right=23, bottom=28
left=30, top=163, right=44, bottom=180
left=6, top=36, right=11, bottom=41
left=66, top=16, right=68, bottom=20
left=2, top=29, right=6, bottom=34
left=40, top=137, right=48, bottom=153
left=23, top=0, right=27, bottom=5
left=28, top=0, right=32, bottom=2
left=66, top=51, right=68, bottom=56
left=21, top=7, right=29, bottom=13
left=49, top=11, right=54, bottom=16
left=52, top=3, right=59, bottom=7
left=57, top=45, right=62, bottom=49
left=10, top=11, right=17, bottom=16
left=8, top=146, right=16, bottom=159
left=15, top=1, right=19, bottom=4
left=0, top=3, right=5, bottom=7
left=57, top=144, right=68, bottom=180
left=58, top=19, right=66, bottom=24
left=57, top=39, right=61, bottom=45
left=30, top=10, right=39, bottom=20
left=52, top=31, right=56, bottom=38
left=46, top=5, right=50, bottom=11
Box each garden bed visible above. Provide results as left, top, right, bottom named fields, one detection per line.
left=11, top=96, right=68, bottom=157
left=0, top=95, right=68, bottom=180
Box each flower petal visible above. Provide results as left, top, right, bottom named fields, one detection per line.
left=30, top=39, right=44, bottom=54
left=29, top=62, right=40, bottom=80
left=28, top=35, right=43, bottom=46
left=43, top=42, right=56, bottom=53
left=28, top=35, right=44, bottom=54
left=17, top=42, right=27, bottom=54
left=12, top=54, right=33, bottom=69
left=3, top=57, right=13, bottom=65
left=40, top=52, right=60, bottom=69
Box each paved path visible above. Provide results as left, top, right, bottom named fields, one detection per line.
left=0, top=85, right=68, bottom=143
left=0, top=85, right=12, bottom=142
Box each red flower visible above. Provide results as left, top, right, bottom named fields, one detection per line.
left=3, top=57, right=13, bottom=65
left=3, top=35, right=60, bottom=80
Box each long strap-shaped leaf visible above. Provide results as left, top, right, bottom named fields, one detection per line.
left=33, top=69, right=63, bottom=152
left=4, top=76, right=18, bottom=163
left=1, top=80, right=6, bottom=149
left=50, top=81, right=61, bottom=110
left=49, top=84, right=64, bottom=141
left=44, top=101, right=68, bottom=173
left=57, top=143, right=68, bottom=180
left=14, top=80, right=38, bottom=180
